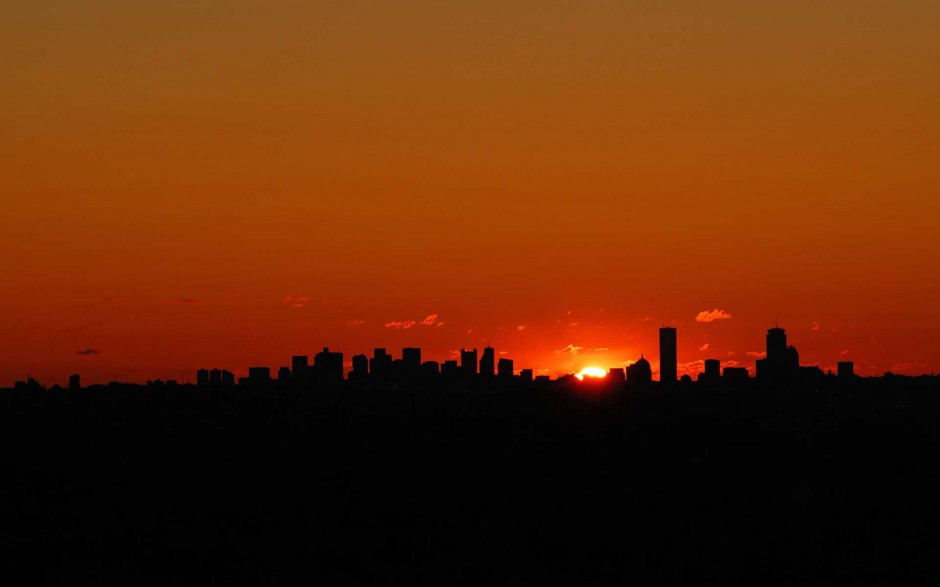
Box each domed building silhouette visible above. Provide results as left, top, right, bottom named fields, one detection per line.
left=627, top=355, right=652, bottom=384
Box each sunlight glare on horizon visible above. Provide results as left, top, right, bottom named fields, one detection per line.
left=576, top=367, right=607, bottom=381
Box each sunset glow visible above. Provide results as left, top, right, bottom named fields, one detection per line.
left=576, top=367, right=608, bottom=381
left=2, top=3, right=939, bottom=386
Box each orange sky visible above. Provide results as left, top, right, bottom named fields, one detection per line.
left=2, top=2, right=939, bottom=385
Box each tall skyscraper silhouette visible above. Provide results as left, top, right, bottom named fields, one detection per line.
left=767, top=327, right=787, bottom=361
left=480, top=347, right=495, bottom=377
left=659, top=327, right=677, bottom=384
left=757, top=326, right=799, bottom=382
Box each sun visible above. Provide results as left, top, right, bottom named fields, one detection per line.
left=575, top=367, right=607, bottom=381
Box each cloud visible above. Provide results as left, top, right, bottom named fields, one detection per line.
left=76, top=349, right=101, bottom=356
left=284, top=295, right=310, bottom=308
left=892, top=362, right=915, bottom=373
left=699, top=343, right=710, bottom=351
left=841, top=349, right=849, bottom=355
left=554, top=344, right=584, bottom=355
left=176, top=298, right=198, bottom=304
left=747, top=351, right=767, bottom=358
left=695, top=308, right=733, bottom=323
left=517, top=325, right=526, bottom=331
left=678, top=360, right=706, bottom=375
left=569, top=322, right=580, bottom=327
left=347, top=319, right=366, bottom=326
left=811, top=321, right=821, bottom=332
left=421, top=314, right=443, bottom=327
left=385, top=320, right=416, bottom=330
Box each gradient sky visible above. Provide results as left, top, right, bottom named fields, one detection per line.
left=2, top=1, right=938, bottom=385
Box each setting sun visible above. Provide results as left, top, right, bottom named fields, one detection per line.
left=575, top=367, right=607, bottom=381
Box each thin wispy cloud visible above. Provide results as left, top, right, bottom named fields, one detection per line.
left=385, top=320, right=416, bottom=330
left=699, top=343, right=710, bottom=351
left=284, top=295, right=310, bottom=309
left=421, top=314, right=444, bottom=327
left=696, top=308, right=732, bottom=323
left=747, top=351, right=767, bottom=358
left=555, top=344, right=584, bottom=355
left=347, top=319, right=366, bottom=326
left=77, top=349, right=101, bottom=356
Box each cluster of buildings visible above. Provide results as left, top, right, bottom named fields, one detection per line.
left=200, top=346, right=540, bottom=391
left=11, top=324, right=863, bottom=392
left=189, top=324, right=857, bottom=391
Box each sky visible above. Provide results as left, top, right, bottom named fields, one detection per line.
left=2, top=1, right=939, bottom=385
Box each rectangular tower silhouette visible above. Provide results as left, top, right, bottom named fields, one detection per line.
left=659, top=327, right=677, bottom=384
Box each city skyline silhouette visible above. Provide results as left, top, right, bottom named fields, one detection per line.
left=9, top=320, right=934, bottom=391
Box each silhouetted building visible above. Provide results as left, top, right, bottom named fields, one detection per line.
left=756, top=326, right=800, bottom=383
left=608, top=368, right=625, bottom=382
left=197, top=369, right=209, bottom=386
left=292, top=356, right=309, bottom=383
left=704, top=359, right=721, bottom=383
left=402, top=347, right=421, bottom=367
left=627, top=355, right=652, bottom=384
left=314, top=347, right=343, bottom=385
left=221, top=370, right=235, bottom=386
left=248, top=367, right=271, bottom=386
left=767, top=327, right=787, bottom=360
left=370, top=349, right=392, bottom=380
left=421, top=361, right=440, bottom=377
left=838, top=361, right=855, bottom=379
left=350, top=354, right=368, bottom=382
left=723, top=367, right=749, bottom=381
left=520, top=369, right=533, bottom=384
left=461, top=349, right=478, bottom=376
left=68, top=374, right=81, bottom=391
left=441, top=360, right=460, bottom=388
left=497, top=357, right=513, bottom=378
left=277, top=367, right=291, bottom=384
left=480, top=347, right=495, bottom=378
left=659, top=327, right=677, bottom=384
left=209, top=369, right=222, bottom=385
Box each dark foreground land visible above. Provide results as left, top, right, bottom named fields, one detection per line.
left=3, top=381, right=940, bottom=585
